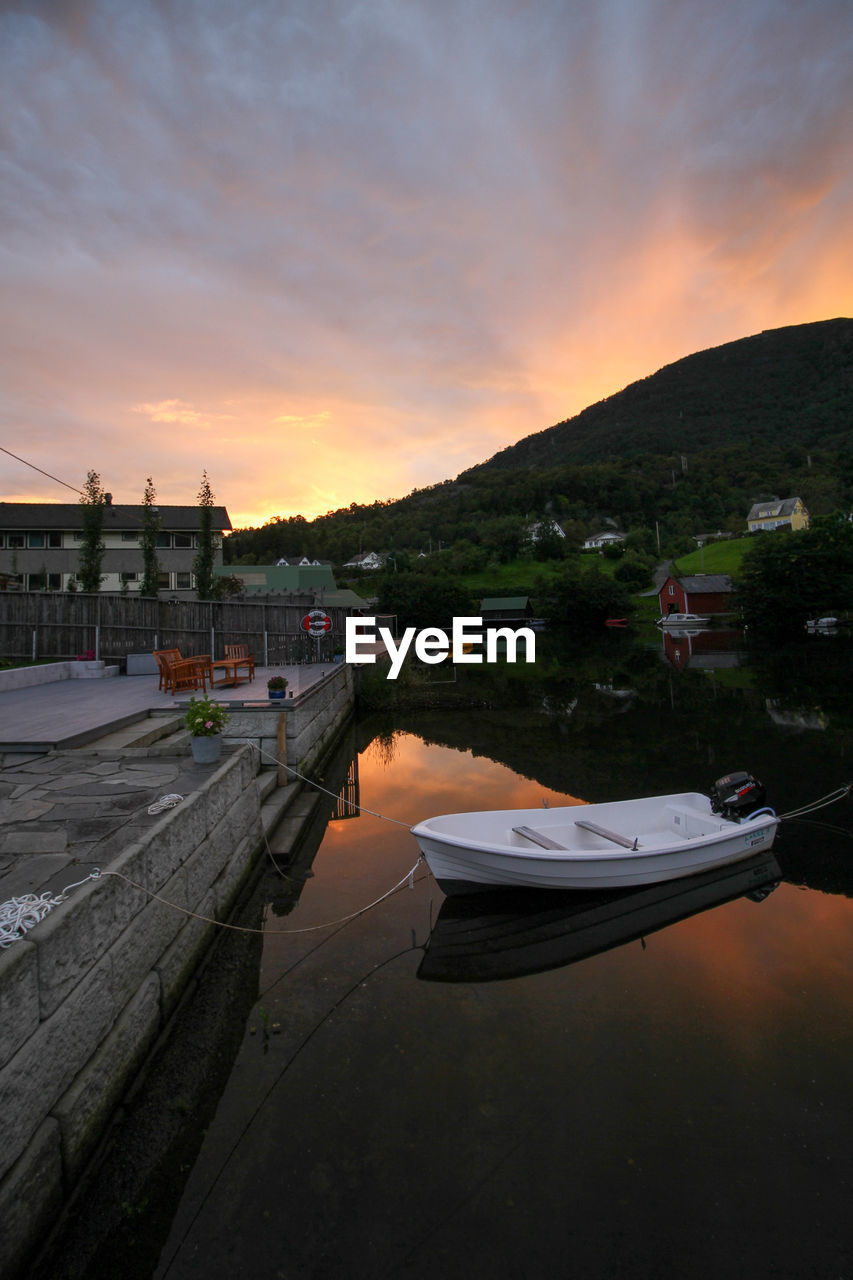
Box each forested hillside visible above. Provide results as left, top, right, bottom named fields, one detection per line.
left=466, top=318, right=853, bottom=473
left=225, top=319, right=853, bottom=567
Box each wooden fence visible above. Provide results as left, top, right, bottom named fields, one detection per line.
left=0, top=592, right=360, bottom=666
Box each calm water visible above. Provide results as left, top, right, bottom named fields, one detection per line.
left=50, top=633, right=853, bottom=1279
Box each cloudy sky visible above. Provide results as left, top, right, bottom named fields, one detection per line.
left=2, top=0, right=851, bottom=529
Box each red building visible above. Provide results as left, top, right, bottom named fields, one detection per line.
left=658, top=574, right=734, bottom=617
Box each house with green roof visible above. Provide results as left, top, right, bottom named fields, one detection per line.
left=214, top=562, right=368, bottom=610
left=479, top=596, right=535, bottom=622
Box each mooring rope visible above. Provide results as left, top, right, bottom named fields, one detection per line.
left=777, top=783, right=852, bottom=821
left=2, top=778, right=849, bottom=947
left=239, top=736, right=416, bottom=829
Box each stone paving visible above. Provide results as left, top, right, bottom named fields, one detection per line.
left=0, top=661, right=340, bottom=914
left=0, top=741, right=245, bottom=905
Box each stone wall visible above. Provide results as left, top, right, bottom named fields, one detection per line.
left=222, top=662, right=355, bottom=779
left=0, top=746, right=263, bottom=1279
left=0, top=660, right=119, bottom=692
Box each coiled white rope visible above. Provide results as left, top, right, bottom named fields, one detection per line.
left=147, top=794, right=184, bottom=815
left=0, top=873, right=101, bottom=949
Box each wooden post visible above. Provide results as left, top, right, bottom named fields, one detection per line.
left=276, top=711, right=288, bottom=787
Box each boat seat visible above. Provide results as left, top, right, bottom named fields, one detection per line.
left=512, top=825, right=567, bottom=851
left=574, top=819, right=639, bottom=851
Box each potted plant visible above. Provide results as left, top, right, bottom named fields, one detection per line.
left=267, top=675, right=289, bottom=701
left=184, top=694, right=229, bottom=764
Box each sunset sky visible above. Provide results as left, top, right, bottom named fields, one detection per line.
left=2, top=0, right=852, bottom=530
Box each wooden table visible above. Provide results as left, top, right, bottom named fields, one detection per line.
left=210, top=658, right=254, bottom=688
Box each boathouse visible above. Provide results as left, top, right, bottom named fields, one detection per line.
left=479, top=596, right=536, bottom=623
left=658, top=574, right=734, bottom=618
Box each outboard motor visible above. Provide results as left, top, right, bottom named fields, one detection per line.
left=710, top=771, right=767, bottom=821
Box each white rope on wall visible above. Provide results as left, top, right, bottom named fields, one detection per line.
left=0, top=874, right=97, bottom=949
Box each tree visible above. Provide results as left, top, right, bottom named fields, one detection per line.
left=376, top=571, right=474, bottom=630
left=193, top=471, right=217, bottom=600
left=544, top=562, right=631, bottom=630
left=78, top=470, right=106, bottom=593
left=139, top=477, right=161, bottom=597
left=737, top=515, right=853, bottom=639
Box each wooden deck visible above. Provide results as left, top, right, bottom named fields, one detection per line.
left=0, top=665, right=338, bottom=751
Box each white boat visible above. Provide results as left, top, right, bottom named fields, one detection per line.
left=656, top=613, right=710, bottom=628
left=411, top=791, right=780, bottom=893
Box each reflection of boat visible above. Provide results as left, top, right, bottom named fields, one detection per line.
left=661, top=627, right=745, bottom=670
left=417, top=851, right=781, bottom=982
left=657, top=613, right=710, bottom=627
left=412, top=783, right=780, bottom=893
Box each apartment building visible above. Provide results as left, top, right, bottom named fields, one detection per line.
left=0, top=500, right=232, bottom=595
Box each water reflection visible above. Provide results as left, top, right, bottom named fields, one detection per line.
left=660, top=626, right=745, bottom=670
left=418, top=851, right=781, bottom=983
left=43, top=638, right=852, bottom=1280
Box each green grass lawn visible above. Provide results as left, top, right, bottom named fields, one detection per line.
left=671, top=537, right=751, bottom=578
left=456, top=551, right=623, bottom=600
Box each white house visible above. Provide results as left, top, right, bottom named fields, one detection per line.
left=343, top=551, right=385, bottom=570
left=527, top=520, right=565, bottom=543
left=583, top=531, right=626, bottom=551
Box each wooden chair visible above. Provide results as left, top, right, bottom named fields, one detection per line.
left=153, top=648, right=182, bottom=692
left=224, top=644, right=255, bottom=682
left=154, top=648, right=210, bottom=695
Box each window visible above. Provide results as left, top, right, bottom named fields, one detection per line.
left=157, top=571, right=171, bottom=589
left=121, top=531, right=139, bottom=542
left=47, top=532, right=62, bottom=548
left=120, top=571, right=138, bottom=583
left=30, top=572, right=62, bottom=590
left=73, top=530, right=84, bottom=541
left=668, top=585, right=675, bottom=595
left=0, top=534, right=4, bottom=547
left=175, top=572, right=193, bottom=589
left=173, top=532, right=193, bottom=549
left=156, top=532, right=171, bottom=548
left=27, top=532, right=45, bottom=548
left=8, top=533, right=25, bottom=549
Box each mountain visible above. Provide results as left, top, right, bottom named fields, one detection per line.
left=462, top=318, right=853, bottom=475
left=225, top=318, right=853, bottom=564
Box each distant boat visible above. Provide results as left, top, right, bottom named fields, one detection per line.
left=605, top=618, right=627, bottom=627
left=412, top=777, right=779, bottom=894
left=656, top=613, right=710, bottom=628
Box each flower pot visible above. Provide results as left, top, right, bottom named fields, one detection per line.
left=191, top=733, right=222, bottom=764
left=268, top=689, right=286, bottom=700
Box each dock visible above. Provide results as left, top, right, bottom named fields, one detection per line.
left=0, top=661, right=356, bottom=1279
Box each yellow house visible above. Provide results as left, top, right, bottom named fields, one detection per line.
left=746, top=497, right=809, bottom=533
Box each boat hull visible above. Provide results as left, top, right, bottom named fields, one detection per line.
left=411, top=792, right=780, bottom=893
left=657, top=614, right=710, bottom=627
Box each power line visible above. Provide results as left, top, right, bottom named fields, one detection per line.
left=0, top=445, right=83, bottom=496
